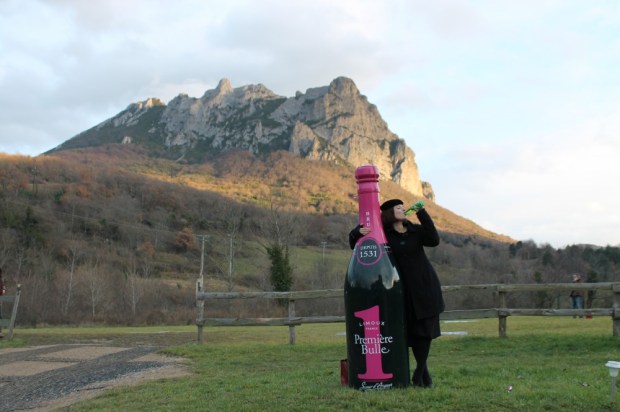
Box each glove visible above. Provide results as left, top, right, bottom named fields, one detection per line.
left=351, top=224, right=363, bottom=237
left=404, top=200, right=425, bottom=216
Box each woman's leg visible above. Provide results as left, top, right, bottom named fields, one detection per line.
left=410, top=337, right=432, bottom=387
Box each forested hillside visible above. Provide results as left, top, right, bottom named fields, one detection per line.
left=1, top=147, right=618, bottom=326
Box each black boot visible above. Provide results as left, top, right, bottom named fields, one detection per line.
left=412, top=367, right=424, bottom=387
left=422, top=366, right=433, bottom=388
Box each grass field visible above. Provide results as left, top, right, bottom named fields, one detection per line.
left=4, top=317, right=620, bottom=411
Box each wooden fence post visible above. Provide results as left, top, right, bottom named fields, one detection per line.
left=613, top=283, right=620, bottom=337
left=288, top=299, right=296, bottom=345
left=6, top=285, right=21, bottom=340
left=196, top=279, right=205, bottom=344
left=498, top=288, right=507, bottom=338
left=0, top=285, right=22, bottom=340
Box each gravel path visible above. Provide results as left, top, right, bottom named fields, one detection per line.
left=0, top=343, right=190, bottom=411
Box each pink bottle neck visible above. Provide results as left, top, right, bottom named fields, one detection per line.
left=355, top=165, right=387, bottom=244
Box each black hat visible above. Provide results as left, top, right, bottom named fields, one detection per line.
left=380, top=199, right=403, bottom=211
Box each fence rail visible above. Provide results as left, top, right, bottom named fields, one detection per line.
left=195, top=282, right=620, bottom=344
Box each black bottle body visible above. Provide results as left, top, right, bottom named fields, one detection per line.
left=345, top=240, right=410, bottom=390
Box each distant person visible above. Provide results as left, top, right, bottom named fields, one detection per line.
left=0, top=268, right=5, bottom=338
left=570, top=274, right=584, bottom=318
left=349, top=199, right=444, bottom=388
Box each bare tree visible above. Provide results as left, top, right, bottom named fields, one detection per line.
left=125, top=260, right=143, bottom=318
left=312, top=241, right=330, bottom=289
left=255, top=193, right=301, bottom=292
left=223, top=207, right=243, bottom=290
left=61, top=242, right=81, bottom=318
left=138, top=240, right=155, bottom=278
left=83, top=259, right=105, bottom=320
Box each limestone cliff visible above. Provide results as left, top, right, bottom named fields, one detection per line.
left=51, top=77, right=433, bottom=199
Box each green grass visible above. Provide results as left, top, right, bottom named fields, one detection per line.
left=6, top=318, right=620, bottom=411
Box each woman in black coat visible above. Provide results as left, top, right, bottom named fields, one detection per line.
left=349, top=199, right=444, bottom=388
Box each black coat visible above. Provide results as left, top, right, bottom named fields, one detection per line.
left=349, top=209, right=445, bottom=321
left=384, top=209, right=445, bottom=321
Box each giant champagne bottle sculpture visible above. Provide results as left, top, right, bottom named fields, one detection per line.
left=345, top=164, right=410, bottom=390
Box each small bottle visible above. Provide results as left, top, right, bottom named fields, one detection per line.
left=344, top=164, right=410, bottom=390
left=404, top=200, right=424, bottom=216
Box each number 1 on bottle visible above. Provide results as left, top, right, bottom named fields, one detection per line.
left=354, top=305, right=392, bottom=380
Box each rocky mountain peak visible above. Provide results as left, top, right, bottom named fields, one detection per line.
left=53, top=77, right=434, bottom=200
left=328, top=76, right=360, bottom=98
left=128, top=97, right=165, bottom=110
left=216, top=78, right=233, bottom=94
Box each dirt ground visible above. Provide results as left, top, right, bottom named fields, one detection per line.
left=0, top=331, right=196, bottom=411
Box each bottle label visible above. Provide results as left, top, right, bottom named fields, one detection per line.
left=354, top=305, right=393, bottom=383
left=355, top=238, right=382, bottom=266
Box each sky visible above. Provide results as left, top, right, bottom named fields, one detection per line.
left=1, top=0, right=619, bottom=248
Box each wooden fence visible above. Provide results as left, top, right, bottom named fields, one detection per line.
left=0, top=285, right=22, bottom=340
left=195, top=282, right=620, bottom=344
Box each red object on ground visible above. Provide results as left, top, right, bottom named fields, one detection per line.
left=340, top=359, right=349, bottom=385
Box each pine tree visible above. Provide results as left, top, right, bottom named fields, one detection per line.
left=266, top=243, right=293, bottom=292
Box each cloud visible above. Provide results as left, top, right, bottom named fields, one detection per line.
left=1, top=0, right=619, bottom=247
left=436, top=116, right=620, bottom=247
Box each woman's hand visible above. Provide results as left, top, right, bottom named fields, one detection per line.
left=404, top=200, right=425, bottom=216
left=359, top=226, right=371, bottom=236
left=349, top=224, right=371, bottom=249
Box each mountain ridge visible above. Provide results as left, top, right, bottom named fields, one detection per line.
left=46, top=76, right=515, bottom=243
left=49, top=77, right=433, bottom=200
left=42, top=144, right=513, bottom=244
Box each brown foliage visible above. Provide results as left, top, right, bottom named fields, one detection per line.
left=0, top=146, right=617, bottom=326
left=173, top=227, right=196, bottom=252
